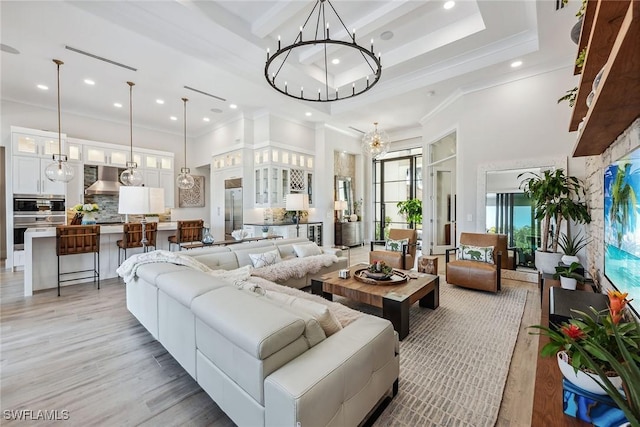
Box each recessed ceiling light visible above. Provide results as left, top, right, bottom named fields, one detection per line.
left=84, top=79, right=95, bottom=85
left=36, top=84, right=48, bottom=90
left=203, top=117, right=210, bottom=122
left=444, top=1, right=455, bottom=10
left=156, top=99, right=164, bottom=105
left=305, top=112, right=312, bottom=117
left=511, top=60, right=523, bottom=68
left=380, top=31, right=394, bottom=41
left=170, top=116, right=177, bottom=121
left=331, top=58, right=340, bottom=65
left=229, top=104, right=238, bottom=109
left=114, top=102, right=122, bottom=108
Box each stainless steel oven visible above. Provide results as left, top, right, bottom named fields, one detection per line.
left=13, top=195, right=66, bottom=250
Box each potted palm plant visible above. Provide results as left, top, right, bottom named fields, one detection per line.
left=519, top=169, right=591, bottom=274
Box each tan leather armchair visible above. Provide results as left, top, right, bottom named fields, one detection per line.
left=445, top=232, right=509, bottom=293
left=370, top=229, right=418, bottom=270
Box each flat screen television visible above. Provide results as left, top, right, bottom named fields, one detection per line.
left=603, top=145, right=640, bottom=316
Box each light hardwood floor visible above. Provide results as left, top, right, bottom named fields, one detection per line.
left=0, top=247, right=539, bottom=426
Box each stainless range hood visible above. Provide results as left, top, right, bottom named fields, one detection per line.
left=85, top=166, right=122, bottom=195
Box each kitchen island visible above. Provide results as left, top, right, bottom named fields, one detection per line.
left=23, top=222, right=177, bottom=296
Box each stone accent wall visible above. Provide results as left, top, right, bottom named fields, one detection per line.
left=585, top=118, right=640, bottom=290
left=334, top=151, right=356, bottom=196
left=82, top=165, right=122, bottom=223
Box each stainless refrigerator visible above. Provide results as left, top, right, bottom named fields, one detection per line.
left=224, top=178, right=243, bottom=240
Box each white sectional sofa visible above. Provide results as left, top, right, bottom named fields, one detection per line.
left=123, top=238, right=400, bottom=427
left=184, top=237, right=348, bottom=289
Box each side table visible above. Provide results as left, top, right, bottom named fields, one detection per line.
left=333, top=245, right=350, bottom=267
left=418, top=256, right=438, bottom=275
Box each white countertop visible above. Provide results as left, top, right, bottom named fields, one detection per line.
left=25, top=221, right=178, bottom=237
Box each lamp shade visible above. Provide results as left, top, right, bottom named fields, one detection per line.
left=334, top=200, right=348, bottom=210
left=118, top=187, right=165, bottom=215
left=286, top=193, right=309, bottom=211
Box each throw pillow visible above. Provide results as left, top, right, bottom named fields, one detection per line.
left=292, top=242, right=322, bottom=258
left=385, top=238, right=409, bottom=252
left=263, top=290, right=343, bottom=336
left=249, top=250, right=281, bottom=268
left=460, top=245, right=494, bottom=263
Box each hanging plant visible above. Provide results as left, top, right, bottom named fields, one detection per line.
left=557, top=87, right=578, bottom=107
left=576, top=47, right=586, bottom=72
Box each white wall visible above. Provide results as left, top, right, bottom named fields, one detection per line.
left=421, top=67, right=584, bottom=239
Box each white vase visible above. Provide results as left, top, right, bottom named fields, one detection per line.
left=81, top=211, right=97, bottom=224
left=534, top=250, right=563, bottom=275
left=559, top=276, right=577, bottom=290
left=557, top=351, right=622, bottom=395
left=349, top=214, right=358, bottom=222
left=561, top=254, right=580, bottom=265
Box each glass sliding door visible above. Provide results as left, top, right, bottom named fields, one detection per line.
left=373, top=150, right=422, bottom=241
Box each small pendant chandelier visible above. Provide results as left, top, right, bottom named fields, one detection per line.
left=120, top=81, right=144, bottom=186
left=361, top=122, right=389, bottom=159
left=44, top=59, right=74, bottom=183
left=176, top=97, right=195, bottom=190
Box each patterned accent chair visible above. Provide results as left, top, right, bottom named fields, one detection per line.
left=445, top=232, right=509, bottom=293
left=369, top=229, right=418, bottom=270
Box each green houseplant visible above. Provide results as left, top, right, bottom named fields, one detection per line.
left=519, top=169, right=591, bottom=274
left=553, top=261, right=585, bottom=290
left=558, top=230, right=590, bottom=264
left=530, top=290, right=640, bottom=425
left=396, top=198, right=422, bottom=229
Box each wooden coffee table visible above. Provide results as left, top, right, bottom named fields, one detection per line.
left=311, top=266, right=439, bottom=340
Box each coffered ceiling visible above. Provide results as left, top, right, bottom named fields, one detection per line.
left=0, top=1, right=579, bottom=138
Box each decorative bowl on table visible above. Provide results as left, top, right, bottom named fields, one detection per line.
left=231, top=229, right=249, bottom=240
left=365, top=260, right=393, bottom=280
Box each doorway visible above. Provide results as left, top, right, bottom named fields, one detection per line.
left=224, top=178, right=242, bottom=240
left=372, top=149, right=422, bottom=240
left=428, top=132, right=457, bottom=255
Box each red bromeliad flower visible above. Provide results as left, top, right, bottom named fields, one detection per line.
left=561, top=324, right=585, bottom=340
left=608, top=290, right=631, bottom=324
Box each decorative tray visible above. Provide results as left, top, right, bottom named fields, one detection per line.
left=353, top=268, right=409, bottom=285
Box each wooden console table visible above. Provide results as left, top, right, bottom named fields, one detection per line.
left=531, top=277, right=593, bottom=426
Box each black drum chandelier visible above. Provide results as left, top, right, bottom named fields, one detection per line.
left=264, top=0, right=382, bottom=102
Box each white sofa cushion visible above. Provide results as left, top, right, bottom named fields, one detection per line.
left=263, top=290, right=343, bottom=336
left=292, top=242, right=322, bottom=258
left=192, top=287, right=306, bottom=360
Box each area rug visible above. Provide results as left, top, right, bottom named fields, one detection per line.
left=338, top=281, right=527, bottom=427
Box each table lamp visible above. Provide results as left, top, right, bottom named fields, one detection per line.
left=334, top=200, right=348, bottom=222
left=286, top=193, right=309, bottom=237
left=118, top=186, right=165, bottom=251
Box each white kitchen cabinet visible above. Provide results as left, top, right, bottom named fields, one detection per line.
left=159, top=170, right=175, bottom=208
left=13, top=133, right=62, bottom=158
left=143, top=154, right=173, bottom=170
left=66, top=162, right=85, bottom=208
left=143, top=169, right=174, bottom=209
left=66, top=142, right=82, bottom=161
left=12, top=156, right=66, bottom=196
left=83, top=145, right=128, bottom=166
left=254, top=167, right=291, bottom=207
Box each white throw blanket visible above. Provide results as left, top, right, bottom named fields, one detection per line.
left=250, top=254, right=338, bottom=282
left=116, top=250, right=213, bottom=282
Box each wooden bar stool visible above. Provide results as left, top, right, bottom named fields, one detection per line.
left=116, top=222, right=158, bottom=265
left=56, top=225, right=100, bottom=296
left=168, top=220, right=204, bottom=251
